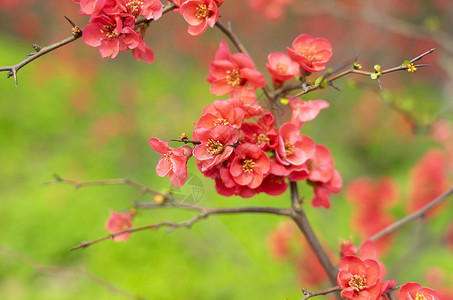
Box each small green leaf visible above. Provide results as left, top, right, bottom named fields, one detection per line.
left=280, top=97, right=289, bottom=105
left=374, top=64, right=381, bottom=71
left=314, top=76, right=323, bottom=86
left=370, top=73, right=378, bottom=80
left=403, top=60, right=410, bottom=66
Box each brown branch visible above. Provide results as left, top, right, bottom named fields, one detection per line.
left=43, top=174, right=165, bottom=197
left=71, top=205, right=291, bottom=250
left=369, top=184, right=453, bottom=242
left=300, top=286, right=341, bottom=300
left=0, top=244, right=147, bottom=300
left=289, top=182, right=338, bottom=288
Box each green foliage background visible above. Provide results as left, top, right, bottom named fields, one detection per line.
left=1, top=1, right=452, bottom=299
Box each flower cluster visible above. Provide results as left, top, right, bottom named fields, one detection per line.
left=73, top=0, right=163, bottom=63
left=150, top=35, right=341, bottom=207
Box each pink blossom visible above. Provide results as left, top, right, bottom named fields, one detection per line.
left=82, top=14, right=139, bottom=59
left=73, top=0, right=106, bottom=16
left=196, top=99, right=245, bottom=130
left=116, top=0, right=163, bottom=19
left=241, top=112, right=278, bottom=151
left=310, top=170, right=342, bottom=208
left=179, top=0, right=219, bottom=36
left=229, top=143, right=270, bottom=188
left=286, top=33, right=332, bottom=73
left=276, top=122, right=315, bottom=166
left=131, top=25, right=155, bottom=63
left=266, top=52, right=300, bottom=87
left=149, top=138, right=192, bottom=187
left=105, top=210, right=134, bottom=241
left=248, top=0, right=293, bottom=20
left=230, top=87, right=263, bottom=119
left=289, top=98, right=329, bottom=128
left=193, top=125, right=238, bottom=172
left=207, top=40, right=266, bottom=96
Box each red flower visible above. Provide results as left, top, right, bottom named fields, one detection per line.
left=276, top=122, right=315, bottom=166
left=73, top=0, right=107, bottom=16
left=248, top=0, right=293, bottom=20
left=399, top=282, right=440, bottom=300
left=310, top=170, right=342, bottom=208
left=229, top=143, right=270, bottom=188
left=116, top=0, right=163, bottom=19
left=230, top=87, right=263, bottom=119
left=207, top=40, right=266, bottom=96
left=196, top=98, right=245, bottom=130
left=266, top=52, right=300, bottom=87
left=241, top=112, right=279, bottom=151
left=149, top=138, right=192, bottom=188
left=193, top=125, right=238, bottom=172
left=408, top=149, right=448, bottom=218
left=337, top=256, right=382, bottom=300
left=179, top=0, right=219, bottom=36
left=105, top=210, right=134, bottom=241
left=82, top=14, right=139, bottom=59
left=286, top=33, right=332, bottom=73
left=289, top=98, right=329, bottom=128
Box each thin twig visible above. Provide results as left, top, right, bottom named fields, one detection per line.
left=300, top=286, right=341, bottom=300
left=43, top=174, right=165, bottom=197
left=289, top=182, right=338, bottom=288
left=0, top=245, right=147, bottom=300
left=71, top=205, right=291, bottom=250
left=369, top=185, right=453, bottom=242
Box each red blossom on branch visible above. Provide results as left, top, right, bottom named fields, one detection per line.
left=105, top=210, right=135, bottom=241
left=399, top=282, right=440, bottom=300
left=179, top=0, right=219, bottom=36
left=286, top=33, right=332, bottom=73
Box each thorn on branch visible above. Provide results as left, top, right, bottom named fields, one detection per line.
left=64, top=16, right=82, bottom=37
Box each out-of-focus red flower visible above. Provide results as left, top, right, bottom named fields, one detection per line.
left=286, top=33, right=332, bottom=73
left=207, top=40, right=266, bottom=96
left=105, top=210, right=134, bottom=241
left=266, top=52, right=300, bottom=87
left=408, top=149, right=448, bottom=218
left=399, top=282, right=440, bottom=300
left=179, top=0, right=219, bottom=36
left=337, top=256, right=381, bottom=300
left=248, top=0, right=293, bottom=20
left=267, top=221, right=295, bottom=260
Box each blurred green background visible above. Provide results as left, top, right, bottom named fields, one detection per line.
left=1, top=1, right=453, bottom=299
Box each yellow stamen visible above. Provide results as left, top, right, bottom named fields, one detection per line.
left=242, top=158, right=255, bottom=173
left=226, top=69, right=242, bottom=87
left=348, top=274, right=367, bottom=293
left=284, top=140, right=295, bottom=156
left=207, top=139, right=224, bottom=155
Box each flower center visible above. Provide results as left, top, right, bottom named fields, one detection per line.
left=226, top=69, right=242, bottom=87
left=196, top=4, right=210, bottom=19
left=276, top=63, right=288, bottom=73
left=415, top=293, right=427, bottom=300
left=206, top=139, right=224, bottom=155
left=284, top=140, right=295, bottom=156
left=257, top=133, right=269, bottom=146
left=101, top=24, right=118, bottom=38
left=126, top=0, right=143, bottom=15
left=242, top=158, right=255, bottom=173
left=214, top=118, right=229, bottom=126
left=348, top=275, right=367, bottom=293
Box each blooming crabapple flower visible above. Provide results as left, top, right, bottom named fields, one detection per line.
left=105, top=210, right=134, bottom=241
left=193, top=125, right=238, bottom=172
left=266, top=52, right=300, bottom=87
left=257, top=174, right=288, bottom=196
left=83, top=15, right=139, bottom=59
left=230, top=144, right=270, bottom=188
left=149, top=138, right=192, bottom=188
left=399, top=282, right=440, bottom=300
left=286, top=33, right=332, bottom=73
left=276, top=122, right=315, bottom=166
left=72, top=0, right=106, bottom=16
left=130, top=24, right=155, bottom=63
left=196, top=99, right=245, bottom=129
left=179, top=0, right=219, bottom=36
left=289, top=99, right=330, bottom=128
left=339, top=239, right=358, bottom=257
left=116, top=0, right=163, bottom=19
left=337, top=256, right=382, bottom=300
left=241, top=112, right=278, bottom=151
left=207, top=40, right=266, bottom=96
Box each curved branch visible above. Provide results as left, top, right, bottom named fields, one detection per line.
left=369, top=184, right=453, bottom=242
left=43, top=174, right=165, bottom=197
left=300, top=286, right=341, bottom=300
left=71, top=205, right=291, bottom=250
